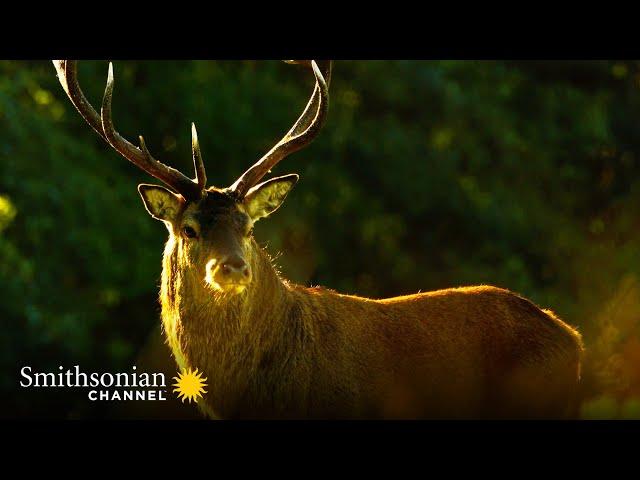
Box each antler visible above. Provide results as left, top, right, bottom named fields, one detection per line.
left=52, top=60, right=207, bottom=200
left=229, top=60, right=331, bottom=198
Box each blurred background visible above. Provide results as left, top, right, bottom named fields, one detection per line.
left=1, top=60, right=640, bottom=419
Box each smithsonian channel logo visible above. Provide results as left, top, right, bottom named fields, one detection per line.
left=19, top=365, right=207, bottom=403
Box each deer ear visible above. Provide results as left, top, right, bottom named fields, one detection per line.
left=138, top=184, right=183, bottom=223
left=243, top=174, right=298, bottom=222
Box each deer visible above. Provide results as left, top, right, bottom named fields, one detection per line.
left=52, top=59, right=584, bottom=419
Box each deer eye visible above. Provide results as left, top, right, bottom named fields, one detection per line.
left=182, top=226, right=198, bottom=239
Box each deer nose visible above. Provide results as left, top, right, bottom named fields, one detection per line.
left=219, top=255, right=251, bottom=282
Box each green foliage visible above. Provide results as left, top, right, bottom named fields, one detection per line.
left=2, top=60, right=640, bottom=417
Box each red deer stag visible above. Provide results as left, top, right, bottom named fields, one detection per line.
left=53, top=60, right=584, bottom=419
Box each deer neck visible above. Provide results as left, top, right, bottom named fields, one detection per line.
left=159, top=237, right=307, bottom=416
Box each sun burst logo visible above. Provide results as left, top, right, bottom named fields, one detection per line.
left=172, top=367, right=208, bottom=403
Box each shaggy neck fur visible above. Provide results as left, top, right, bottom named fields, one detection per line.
left=160, top=236, right=315, bottom=419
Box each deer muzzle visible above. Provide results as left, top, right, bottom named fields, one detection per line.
left=205, top=255, right=252, bottom=293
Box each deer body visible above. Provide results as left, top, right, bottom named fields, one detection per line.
left=53, top=59, right=583, bottom=419
left=161, top=192, right=581, bottom=418
left=162, top=224, right=582, bottom=419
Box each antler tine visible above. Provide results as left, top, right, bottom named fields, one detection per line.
left=100, top=63, right=205, bottom=200
left=191, top=123, right=207, bottom=191
left=53, top=60, right=109, bottom=144
left=53, top=60, right=206, bottom=201
left=230, top=60, right=332, bottom=198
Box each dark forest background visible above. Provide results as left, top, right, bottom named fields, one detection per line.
left=2, top=60, right=640, bottom=419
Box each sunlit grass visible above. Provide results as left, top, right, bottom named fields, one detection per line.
left=581, top=274, right=640, bottom=418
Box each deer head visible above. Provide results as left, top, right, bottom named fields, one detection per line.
left=52, top=60, right=331, bottom=294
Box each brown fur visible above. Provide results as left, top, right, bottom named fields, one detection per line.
left=158, top=190, right=584, bottom=419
